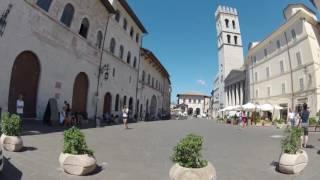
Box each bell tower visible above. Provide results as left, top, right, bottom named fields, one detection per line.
left=215, top=5, right=244, bottom=107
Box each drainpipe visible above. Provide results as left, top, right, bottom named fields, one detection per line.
left=94, top=13, right=112, bottom=127
left=135, top=34, right=145, bottom=121
left=284, top=31, right=295, bottom=111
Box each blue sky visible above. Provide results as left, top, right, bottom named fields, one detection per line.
left=128, top=0, right=316, bottom=102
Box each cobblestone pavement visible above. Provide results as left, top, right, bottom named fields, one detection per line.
left=1, top=119, right=320, bottom=180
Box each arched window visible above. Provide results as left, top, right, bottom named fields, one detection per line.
left=36, top=0, right=53, bottom=12
left=127, top=51, right=131, bottom=64
left=123, top=96, right=127, bottom=106
left=60, top=3, right=74, bottom=27
left=136, top=33, right=140, bottom=43
left=123, top=18, right=128, bottom=30
left=133, top=57, right=137, bottom=68
left=232, top=20, right=236, bottom=29
left=115, top=10, right=120, bottom=22
left=109, top=38, right=116, bottom=54
left=234, top=36, right=238, bottom=45
left=148, top=74, right=151, bottom=84
left=130, top=27, right=134, bottom=38
left=115, top=94, right=119, bottom=111
left=119, top=45, right=124, bottom=59
left=225, top=19, right=229, bottom=28
left=96, top=31, right=103, bottom=48
left=79, top=18, right=90, bottom=38
left=227, top=35, right=231, bottom=43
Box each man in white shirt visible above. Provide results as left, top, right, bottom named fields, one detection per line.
left=16, top=94, right=24, bottom=118
left=288, top=108, right=295, bottom=127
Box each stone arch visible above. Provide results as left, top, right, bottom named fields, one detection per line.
left=8, top=51, right=41, bottom=118
left=150, top=95, right=157, bottom=117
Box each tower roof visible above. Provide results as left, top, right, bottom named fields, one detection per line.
left=215, top=5, right=238, bottom=18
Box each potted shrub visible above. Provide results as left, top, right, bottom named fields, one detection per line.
left=0, top=113, right=23, bottom=152
left=169, top=134, right=216, bottom=180
left=255, top=119, right=262, bottom=127
left=59, top=127, right=96, bottom=176
left=275, top=119, right=285, bottom=129
left=278, top=127, right=308, bottom=174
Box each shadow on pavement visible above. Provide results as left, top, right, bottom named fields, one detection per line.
left=0, top=157, right=23, bottom=180
left=20, top=146, right=38, bottom=152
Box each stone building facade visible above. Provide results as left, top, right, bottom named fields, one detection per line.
left=247, top=4, right=320, bottom=116
left=138, top=48, right=171, bottom=120
left=177, top=92, right=210, bottom=117
left=0, top=0, right=171, bottom=120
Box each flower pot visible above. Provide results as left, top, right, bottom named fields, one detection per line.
left=59, top=153, right=97, bottom=176
left=279, top=150, right=308, bottom=174
left=0, top=134, right=23, bottom=152
left=169, top=162, right=216, bottom=180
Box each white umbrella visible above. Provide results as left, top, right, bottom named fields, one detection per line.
left=274, top=105, right=284, bottom=110
left=242, top=103, right=257, bottom=111
left=225, top=106, right=235, bottom=111
left=259, top=104, right=274, bottom=111
left=232, top=105, right=243, bottom=111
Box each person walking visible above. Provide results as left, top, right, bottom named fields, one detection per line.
left=299, top=103, right=310, bottom=148
left=122, top=105, right=129, bottom=129
left=16, top=94, right=24, bottom=119
left=288, top=108, right=296, bottom=127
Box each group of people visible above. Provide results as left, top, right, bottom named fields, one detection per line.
left=288, top=103, right=310, bottom=148
left=59, top=101, right=83, bottom=127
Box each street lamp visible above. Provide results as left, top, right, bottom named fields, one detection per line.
left=100, top=64, right=110, bottom=80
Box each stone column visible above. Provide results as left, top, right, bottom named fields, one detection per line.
left=230, top=85, right=234, bottom=106
left=234, top=84, right=237, bottom=106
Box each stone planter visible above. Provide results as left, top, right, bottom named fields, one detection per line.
left=279, top=150, right=308, bottom=174
left=0, top=134, right=23, bottom=152
left=169, top=162, right=216, bottom=180
left=59, top=153, right=97, bottom=176
left=276, top=123, right=285, bottom=129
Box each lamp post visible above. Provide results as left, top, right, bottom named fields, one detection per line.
left=0, top=4, right=13, bottom=37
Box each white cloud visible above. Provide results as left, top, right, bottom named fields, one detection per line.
left=197, top=80, right=206, bottom=86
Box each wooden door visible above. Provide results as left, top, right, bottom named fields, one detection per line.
left=8, top=51, right=40, bottom=118
left=72, top=72, right=89, bottom=113
left=103, top=92, right=112, bottom=114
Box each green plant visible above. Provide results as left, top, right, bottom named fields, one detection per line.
left=63, top=127, right=93, bottom=156
left=275, top=118, right=285, bottom=124
left=281, top=127, right=302, bottom=154
left=309, top=117, right=317, bottom=125
left=1, top=112, right=22, bottom=136
left=171, top=134, right=208, bottom=168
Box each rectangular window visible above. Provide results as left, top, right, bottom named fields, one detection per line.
left=255, top=89, right=259, bottom=98
left=36, top=0, right=53, bottom=12
left=255, top=72, right=258, bottom=82
left=266, top=67, right=270, bottom=78
left=291, top=29, right=296, bottom=40
left=277, top=40, right=280, bottom=49
left=280, top=61, right=284, bottom=73
left=113, top=68, right=115, bottom=77
left=299, top=78, right=304, bottom=91
left=267, top=87, right=271, bottom=96
left=296, top=52, right=302, bottom=66
left=282, top=83, right=286, bottom=94
left=264, top=49, right=268, bottom=57
left=189, top=99, right=191, bottom=103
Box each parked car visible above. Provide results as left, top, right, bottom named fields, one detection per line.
left=0, top=144, right=3, bottom=172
